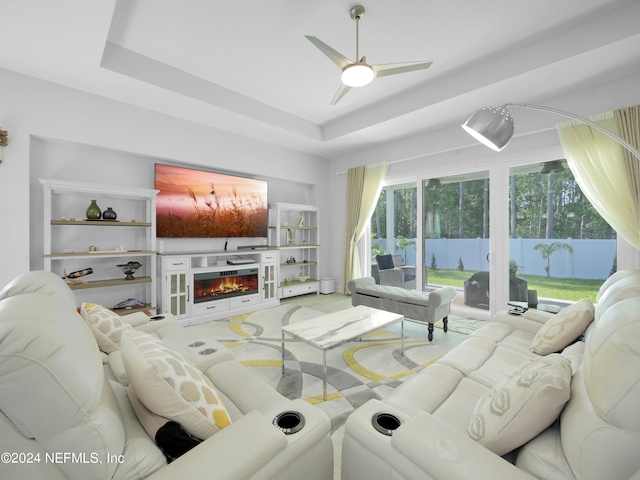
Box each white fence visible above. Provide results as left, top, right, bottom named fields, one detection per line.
left=375, top=238, right=616, bottom=280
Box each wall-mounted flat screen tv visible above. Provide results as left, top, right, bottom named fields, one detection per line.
left=155, top=164, right=268, bottom=238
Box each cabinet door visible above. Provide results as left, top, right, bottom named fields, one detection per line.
left=263, top=263, right=277, bottom=301
left=168, top=271, right=189, bottom=318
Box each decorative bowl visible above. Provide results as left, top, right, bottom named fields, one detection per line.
left=117, top=261, right=142, bottom=280
left=298, top=274, right=310, bottom=283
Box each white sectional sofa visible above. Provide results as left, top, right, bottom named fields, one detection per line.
left=341, top=269, right=640, bottom=480
left=0, top=271, right=333, bottom=480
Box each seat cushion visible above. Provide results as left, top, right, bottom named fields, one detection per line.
left=376, top=254, right=395, bottom=270
left=355, top=284, right=431, bottom=307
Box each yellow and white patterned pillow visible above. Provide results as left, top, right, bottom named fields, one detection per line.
left=468, top=354, right=571, bottom=456
left=81, top=303, right=133, bottom=354
left=530, top=298, right=594, bottom=355
left=120, top=329, right=231, bottom=440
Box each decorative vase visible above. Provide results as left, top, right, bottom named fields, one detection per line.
left=102, top=207, right=117, bottom=220
left=86, top=200, right=101, bottom=220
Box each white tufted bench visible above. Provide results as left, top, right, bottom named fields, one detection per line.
left=347, top=277, right=456, bottom=341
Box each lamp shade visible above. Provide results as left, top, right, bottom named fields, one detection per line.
left=461, top=106, right=514, bottom=151
left=341, top=63, right=375, bottom=87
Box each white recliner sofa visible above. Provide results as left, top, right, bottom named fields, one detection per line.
left=0, top=271, right=333, bottom=480
left=341, top=269, right=640, bottom=480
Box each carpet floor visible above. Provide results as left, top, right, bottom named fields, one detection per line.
left=199, top=303, right=485, bottom=432
left=196, top=303, right=485, bottom=479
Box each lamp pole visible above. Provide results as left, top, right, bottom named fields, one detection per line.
left=507, top=103, right=640, bottom=162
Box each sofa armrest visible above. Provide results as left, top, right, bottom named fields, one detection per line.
left=348, top=276, right=376, bottom=295
left=120, top=311, right=151, bottom=328
left=391, top=412, right=537, bottom=480
left=147, top=410, right=287, bottom=480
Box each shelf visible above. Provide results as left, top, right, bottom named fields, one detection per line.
left=67, top=276, right=152, bottom=290
left=51, top=220, right=151, bottom=227
left=280, top=261, right=317, bottom=267
left=280, top=279, right=319, bottom=287
left=114, top=304, right=156, bottom=315
left=269, top=225, right=317, bottom=230
left=45, top=250, right=156, bottom=258
left=277, top=244, right=320, bottom=249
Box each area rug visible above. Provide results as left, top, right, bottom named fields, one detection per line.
left=198, top=304, right=485, bottom=432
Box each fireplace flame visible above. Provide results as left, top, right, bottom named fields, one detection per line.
left=206, top=276, right=250, bottom=297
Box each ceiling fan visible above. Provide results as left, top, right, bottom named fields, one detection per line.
left=306, top=5, right=433, bottom=105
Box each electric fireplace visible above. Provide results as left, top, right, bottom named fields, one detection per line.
left=193, top=268, right=260, bottom=303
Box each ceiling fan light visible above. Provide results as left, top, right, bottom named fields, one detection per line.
left=461, top=106, right=515, bottom=151
left=341, top=63, right=375, bottom=87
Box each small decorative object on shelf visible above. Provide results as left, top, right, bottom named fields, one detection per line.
left=286, top=256, right=296, bottom=264
left=298, top=274, right=310, bottom=282
left=117, top=261, right=142, bottom=280
left=298, top=214, right=305, bottom=227
left=113, top=298, right=146, bottom=310
left=102, top=207, right=117, bottom=220
left=86, top=200, right=101, bottom=220
left=286, top=229, right=294, bottom=245
left=63, top=267, right=93, bottom=284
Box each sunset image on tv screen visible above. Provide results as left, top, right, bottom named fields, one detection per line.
left=155, top=164, right=268, bottom=238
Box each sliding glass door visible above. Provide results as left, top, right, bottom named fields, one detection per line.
left=422, top=171, right=492, bottom=316
left=370, top=182, right=418, bottom=290
left=508, top=160, right=616, bottom=307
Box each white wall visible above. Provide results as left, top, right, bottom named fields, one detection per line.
left=0, top=68, right=329, bottom=288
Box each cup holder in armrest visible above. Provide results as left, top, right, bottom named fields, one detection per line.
left=149, top=315, right=165, bottom=321
left=273, top=411, right=305, bottom=435
left=188, top=341, right=206, bottom=348
left=372, top=412, right=403, bottom=436
left=198, top=348, right=217, bottom=355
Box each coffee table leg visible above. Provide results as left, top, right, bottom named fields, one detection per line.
left=281, top=331, right=285, bottom=374
left=323, top=350, right=327, bottom=401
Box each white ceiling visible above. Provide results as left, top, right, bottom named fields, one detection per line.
left=1, top=0, right=640, bottom=159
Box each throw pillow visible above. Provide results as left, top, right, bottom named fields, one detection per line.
left=127, top=386, right=201, bottom=462
left=81, top=303, right=134, bottom=354
left=530, top=298, right=594, bottom=355
left=120, top=330, right=231, bottom=440
left=468, top=354, right=572, bottom=456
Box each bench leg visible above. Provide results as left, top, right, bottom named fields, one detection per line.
left=443, top=316, right=449, bottom=333
left=428, top=323, right=434, bottom=342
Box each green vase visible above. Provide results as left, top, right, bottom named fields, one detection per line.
left=86, top=200, right=101, bottom=220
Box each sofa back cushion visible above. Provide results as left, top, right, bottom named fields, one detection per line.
left=0, top=270, right=77, bottom=307
left=560, top=296, right=640, bottom=480
left=0, top=293, right=128, bottom=480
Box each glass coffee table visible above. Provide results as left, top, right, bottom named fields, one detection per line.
left=281, top=306, right=404, bottom=400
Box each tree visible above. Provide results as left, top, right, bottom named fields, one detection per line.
left=396, top=235, right=416, bottom=264
left=534, top=242, right=574, bottom=277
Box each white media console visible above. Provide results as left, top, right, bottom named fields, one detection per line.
left=157, top=250, right=279, bottom=326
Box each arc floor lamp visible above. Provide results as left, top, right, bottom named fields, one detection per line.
left=461, top=103, right=640, bottom=161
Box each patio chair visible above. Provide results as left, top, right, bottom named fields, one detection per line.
left=375, top=254, right=416, bottom=289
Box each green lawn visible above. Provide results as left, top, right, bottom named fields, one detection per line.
left=427, top=269, right=603, bottom=303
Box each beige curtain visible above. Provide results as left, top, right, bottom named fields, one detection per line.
left=556, top=105, right=640, bottom=250
left=342, top=162, right=389, bottom=293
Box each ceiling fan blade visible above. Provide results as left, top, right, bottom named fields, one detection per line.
left=305, top=35, right=352, bottom=69
left=373, top=61, right=433, bottom=78
left=330, top=83, right=352, bottom=105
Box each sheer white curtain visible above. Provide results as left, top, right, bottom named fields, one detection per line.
left=342, top=162, right=389, bottom=293
left=557, top=105, right=640, bottom=249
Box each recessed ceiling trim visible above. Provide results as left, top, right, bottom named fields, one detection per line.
left=100, top=41, right=323, bottom=142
